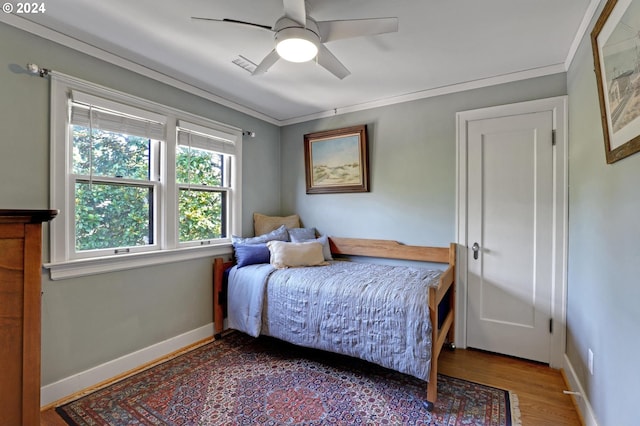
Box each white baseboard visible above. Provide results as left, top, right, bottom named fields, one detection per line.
left=563, top=353, right=599, bottom=426
left=41, top=322, right=214, bottom=407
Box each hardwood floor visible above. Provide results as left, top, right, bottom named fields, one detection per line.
left=41, top=346, right=582, bottom=425
left=439, top=348, right=582, bottom=425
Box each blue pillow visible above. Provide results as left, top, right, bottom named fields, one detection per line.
left=233, top=243, right=270, bottom=268
left=289, top=227, right=316, bottom=241
left=231, top=224, right=289, bottom=245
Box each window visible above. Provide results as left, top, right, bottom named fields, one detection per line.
left=69, top=94, right=163, bottom=257
left=176, top=121, right=236, bottom=246
left=48, top=74, right=242, bottom=279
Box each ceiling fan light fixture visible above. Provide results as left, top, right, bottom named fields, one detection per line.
left=275, top=27, right=319, bottom=63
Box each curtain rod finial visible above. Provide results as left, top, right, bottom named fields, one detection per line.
left=26, top=63, right=50, bottom=77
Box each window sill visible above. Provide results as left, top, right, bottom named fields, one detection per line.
left=44, top=244, right=233, bottom=280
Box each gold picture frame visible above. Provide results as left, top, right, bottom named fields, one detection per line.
left=592, top=0, right=640, bottom=163
left=304, top=125, right=369, bottom=194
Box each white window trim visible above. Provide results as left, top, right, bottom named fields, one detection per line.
left=46, top=72, right=242, bottom=280
left=45, top=244, right=233, bottom=280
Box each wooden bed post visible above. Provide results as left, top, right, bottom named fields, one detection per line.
left=427, top=285, right=439, bottom=411
left=424, top=242, right=457, bottom=410
left=213, top=257, right=236, bottom=339
left=213, top=258, right=225, bottom=339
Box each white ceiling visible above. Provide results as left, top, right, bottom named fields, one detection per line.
left=4, top=0, right=596, bottom=124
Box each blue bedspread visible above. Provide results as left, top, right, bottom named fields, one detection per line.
left=227, top=261, right=442, bottom=381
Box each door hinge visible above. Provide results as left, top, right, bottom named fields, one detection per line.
left=552, top=129, right=556, bottom=146
left=549, top=318, right=553, bottom=334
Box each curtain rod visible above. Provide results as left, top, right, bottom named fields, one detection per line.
left=24, top=63, right=257, bottom=137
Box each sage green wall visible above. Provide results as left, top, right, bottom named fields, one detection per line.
left=0, top=22, right=280, bottom=385
left=566, top=2, right=640, bottom=424
left=280, top=74, right=567, bottom=246
left=7, top=12, right=635, bottom=423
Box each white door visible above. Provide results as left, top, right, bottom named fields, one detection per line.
left=465, top=111, right=554, bottom=363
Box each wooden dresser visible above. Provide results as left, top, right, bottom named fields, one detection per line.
left=0, top=209, right=57, bottom=426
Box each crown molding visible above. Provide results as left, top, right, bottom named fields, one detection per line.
left=564, top=0, right=601, bottom=70
left=0, top=14, right=281, bottom=125
left=3, top=11, right=580, bottom=128
left=279, top=64, right=567, bottom=125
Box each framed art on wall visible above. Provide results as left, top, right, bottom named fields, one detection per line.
left=304, top=125, right=369, bottom=194
left=592, top=0, right=640, bottom=163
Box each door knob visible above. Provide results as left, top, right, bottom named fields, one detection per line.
left=472, top=242, right=480, bottom=260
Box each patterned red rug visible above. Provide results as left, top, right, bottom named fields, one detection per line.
left=56, top=332, right=521, bottom=425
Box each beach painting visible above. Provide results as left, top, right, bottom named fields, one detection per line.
left=304, top=125, right=369, bottom=193
left=593, top=0, right=640, bottom=163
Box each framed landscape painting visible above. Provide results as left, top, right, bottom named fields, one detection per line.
left=304, top=125, right=369, bottom=194
left=592, top=0, right=640, bottom=163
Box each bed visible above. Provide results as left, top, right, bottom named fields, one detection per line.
left=212, top=237, right=456, bottom=410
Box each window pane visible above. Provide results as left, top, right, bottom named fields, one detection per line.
left=72, top=125, right=151, bottom=180
left=179, top=189, right=225, bottom=242
left=75, top=181, right=153, bottom=251
left=176, top=145, right=223, bottom=186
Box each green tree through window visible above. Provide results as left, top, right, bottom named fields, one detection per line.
left=176, top=144, right=226, bottom=242
left=49, top=76, right=242, bottom=274
left=72, top=126, right=227, bottom=251
left=73, top=126, right=154, bottom=251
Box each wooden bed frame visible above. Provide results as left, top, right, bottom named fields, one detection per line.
left=212, top=237, right=456, bottom=410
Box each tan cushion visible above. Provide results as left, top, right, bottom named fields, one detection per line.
left=253, top=213, right=300, bottom=236
left=266, top=241, right=328, bottom=269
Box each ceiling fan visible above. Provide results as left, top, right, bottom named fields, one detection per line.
left=192, top=0, right=398, bottom=79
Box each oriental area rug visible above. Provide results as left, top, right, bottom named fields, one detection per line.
left=56, top=332, right=521, bottom=426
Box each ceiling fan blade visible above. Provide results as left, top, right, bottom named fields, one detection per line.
left=283, top=0, right=307, bottom=26
left=316, top=44, right=350, bottom=80
left=317, top=17, right=398, bottom=42
left=191, top=17, right=272, bottom=31
left=252, top=49, right=280, bottom=75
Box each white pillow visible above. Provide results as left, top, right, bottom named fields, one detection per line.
left=267, top=241, right=328, bottom=269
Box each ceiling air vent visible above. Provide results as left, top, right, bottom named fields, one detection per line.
left=232, top=56, right=257, bottom=73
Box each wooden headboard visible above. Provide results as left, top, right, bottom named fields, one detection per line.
left=328, top=237, right=453, bottom=264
